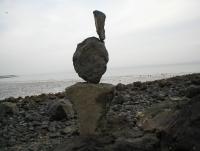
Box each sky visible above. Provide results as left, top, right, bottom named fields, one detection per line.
left=0, top=0, right=200, bottom=75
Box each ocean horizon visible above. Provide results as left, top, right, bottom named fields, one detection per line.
left=1, top=62, right=200, bottom=100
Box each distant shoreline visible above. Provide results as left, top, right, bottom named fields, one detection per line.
left=0, top=75, right=17, bottom=79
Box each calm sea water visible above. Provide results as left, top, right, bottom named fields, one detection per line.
left=0, top=63, right=200, bottom=100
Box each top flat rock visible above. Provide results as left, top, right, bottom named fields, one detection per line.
left=93, top=10, right=106, bottom=41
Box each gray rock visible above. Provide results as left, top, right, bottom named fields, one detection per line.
left=93, top=10, right=106, bottom=41
left=112, top=134, right=159, bottom=151
left=65, top=82, right=114, bottom=135
left=73, top=37, right=109, bottom=83
left=0, top=102, right=18, bottom=117
left=48, top=122, right=56, bottom=132
left=186, top=85, right=200, bottom=98
left=60, top=126, right=76, bottom=135
left=115, top=83, right=126, bottom=91
left=48, top=99, right=74, bottom=121
left=49, top=132, right=61, bottom=138
left=54, top=135, right=115, bottom=151
left=137, top=95, right=200, bottom=151
left=25, top=112, right=41, bottom=121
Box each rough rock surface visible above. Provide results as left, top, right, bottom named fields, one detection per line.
left=93, top=10, right=106, bottom=41
left=73, top=37, right=109, bottom=83
left=137, top=94, right=200, bottom=151
left=65, top=82, right=114, bottom=135
left=55, top=73, right=200, bottom=151
left=0, top=102, right=18, bottom=117
left=47, top=99, right=74, bottom=121
left=0, top=94, right=78, bottom=151
left=1, top=73, right=200, bottom=151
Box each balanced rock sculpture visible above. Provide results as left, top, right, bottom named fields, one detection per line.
left=55, top=11, right=114, bottom=150
left=73, top=10, right=108, bottom=83
left=66, top=11, right=114, bottom=137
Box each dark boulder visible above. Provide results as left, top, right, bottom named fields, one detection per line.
left=48, top=99, right=74, bottom=121
left=0, top=102, right=18, bottom=117
left=73, top=37, right=109, bottom=83
left=137, top=95, right=200, bottom=151
left=186, top=85, right=200, bottom=98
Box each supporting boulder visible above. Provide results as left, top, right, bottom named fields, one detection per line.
left=65, top=82, right=114, bottom=136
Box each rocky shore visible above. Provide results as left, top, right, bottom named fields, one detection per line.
left=0, top=73, right=200, bottom=151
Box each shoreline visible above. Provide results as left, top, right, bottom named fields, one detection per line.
left=0, top=72, right=196, bottom=101
left=0, top=75, right=17, bottom=79
left=0, top=73, right=200, bottom=151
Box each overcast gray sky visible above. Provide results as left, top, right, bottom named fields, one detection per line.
left=0, top=0, right=200, bottom=75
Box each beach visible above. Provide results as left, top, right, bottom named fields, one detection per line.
left=0, top=73, right=200, bottom=151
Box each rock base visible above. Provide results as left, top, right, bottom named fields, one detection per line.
left=65, top=82, right=114, bottom=136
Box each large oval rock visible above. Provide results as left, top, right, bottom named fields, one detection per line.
left=73, top=37, right=109, bottom=83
